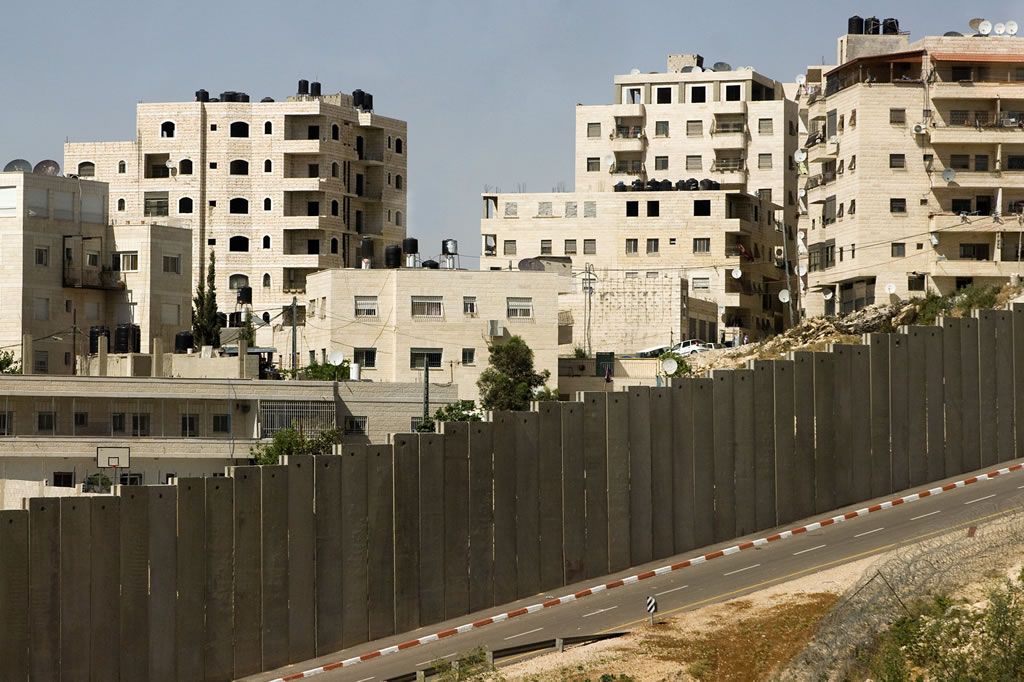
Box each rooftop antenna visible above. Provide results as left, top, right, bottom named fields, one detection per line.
left=731, top=268, right=743, bottom=279
left=1007, top=20, right=1019, bottom=35
left=712, top=61, right=732, bottom=72
left=969, top=17, right=985, bottom=32
left=794, top=149, right=808, bottom=163
left=3, top=159, right=32, bottom=172
left=630, top=68, right=641, bottom=75
left=995, top=22, right=1007, bottom=35
left=942, top=168, right=958, bottom=183
left=33, top=160, right=61, bottom=175
left=778, top=289, right=791, bottom=303
left=979, top=20, right=993, bottom=35
left=822, top=289, right=834, bottom=300
left=795, top=74, right=807, bottom=86
left=660, top=356, right=678, bottom=376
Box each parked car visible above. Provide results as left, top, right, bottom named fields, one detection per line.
left=702, top=342, right=725, bottom=350
left=669, top=339, right=707, bottom=356
left=633, top=344, right=671, bottom=358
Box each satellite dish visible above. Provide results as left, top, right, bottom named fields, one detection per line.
left=944, top=31, right=964, bottom=37
left=779, top=289, right=791, bottom=303
left=517, top=258, right=546, bottom=271
left=693, top=66, right=704, bottom=73
left=798, top=188, right=807, bottom=198
left=796, top=74, right=807, bottom=86
left=713, top=61, right=732, bottom=72
left=969, top=18, right=985, bottom=31
left=980, top=20, right=993, bottom=35
left=731, top=268, right=743, bottom=279
left=798, top=243, right=808, bottom=255
left=33, top=160, right=61, bottom=176
left=885, top=283, right=897, bottom=295
left=328, top=350, right=344, bottom=366
left=661, top=357, right=678, bottom=375
left=822, top=290, right=834, bottom=300
left=942, top=168, right=957, bottom=183
left=681, top=66, right=694, bottom=73
left=794, top=149, right=807, bottom=163
left=4, top=159, right=32, bottom=172
left=1008, top=21, right=1018, bottom=35
left=718, top=305, right=726, bottom=315
left=603, top=154, right=615, bottom=167
left=630, top=68, right=641, bottom=75
left=797, top=263, right=808, bottom=276
left=995, top=22, right=1007, bottom=35
left=164, top=159, right=176, bottom=169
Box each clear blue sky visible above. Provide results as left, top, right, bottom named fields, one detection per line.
left=1, top=0, right=1018, bottom=263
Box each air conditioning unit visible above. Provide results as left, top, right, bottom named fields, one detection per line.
left=912, top=123, right=927, bottom=135
left=773, top=246, right=786, bottom=260
left=487, top=319, right=504, bottom=337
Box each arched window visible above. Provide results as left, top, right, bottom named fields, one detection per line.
left=178, top=197, right=193, bottom=214
left=229, top=159, right=249, bottom=175
left=229, top=198, right=248, bottom=214
left=332, top=124, right=340, bottom=140
left=160, top=121, right=176, bottom=138
left=395, top=138, right=403, bottom=154
left=262, top=273, right=271, bottom=288
left=331, top=200, right=339, bottom=216
left=118, top=160, right=126, bottom=174
left=179, top=159, right=193, bottom=175
left=263, top=197, right=271, bottom=211
left=264, top=159, right=272, bottom=173
left=264, top=121, right=273, bottom=135
left=77, top=161, right=95, bottom=177
left=396, top=174, right=403, bottom=190
left=395, top=210, right=403, bottom=226
left=331, top=238, right=339, bottom=254
left=229, top=121, right=249, bottom=138
left=262, top=235, right=271, bottom=249
left=229, top=274, right=249, bottom=289
left=117, top=198, right=126, bottom=211
left=229, top=236, right=250, bottom=252
left=332, top=162, right=339, bottom=177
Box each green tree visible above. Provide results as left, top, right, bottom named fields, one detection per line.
left=192, top=251, right=221, bottom=348
left=0, top=350, right=22, bottom=374
left=250, top=423, right=341, bottom=465
left=476, top=335, right=551, bottom=411
left=291, top=359, right=350, bottom=381
left=434, top=400, right=483, bottom=423
left=238, top=310, right=256, bottom=346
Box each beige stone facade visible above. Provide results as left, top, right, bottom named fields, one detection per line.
left=0, top=171, right=192, bottom=373
left=480, top=56, right=801, bottom=342
left=798, top=31, right=1024, bottom=316
left=274, top=268, right=562, bottom=400
left=63, top=85, right=408, bottom=320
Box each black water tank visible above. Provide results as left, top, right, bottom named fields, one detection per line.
left=215, top=312, right=227, bottom=328
left=422, top=260, right=440, bottom=269
left=360, top=237, right=374, bottom=261
left=352, top=89, right=364, bottom=108
left=89, top=326, right=109, bottom=354
left=865, top=16, right=880, bottom=34
left=298, top=79, right=309, bottom=95
left=238, top=92, right=250, bottom=103
left=675, top=180, right=687, bottom=191
left=848, top=15, right=864, bottom=34
left=219, top=91, right=232, bottom=102
left=647, top=178, right=660, bottom=190
left=174, top=331, right=193, bottom=354
left=364, top=93, right=373, bottom=111
left=237, top=286, right=252, bottom=305
left=229, top=312, right=242, bottom=328
left=310, top=81, right=321, bottom=96
left=385, top=245, right=402, bottom=268
left=261, top=97, right=275, bottom=103
left=882, top=18, right=899, bottom=34
left=699, top=178, right=714, bottom=190
left=402, top=237, right=419, bottom=254
left=685, top=178, right=699, bottom=190
left=614, top=182, right=627, bottom=192
left=659, top=179, right=673, bottom=191
left=631, top=179, right=645, bottom=191
left=195, top=89, right=209, bottom=102
left=113, top=324, right=140, bottom=354
left=711, top=180, right=721, bottom=190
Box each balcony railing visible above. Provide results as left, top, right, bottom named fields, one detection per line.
left=612, top=127, right=643, bottom=139
left=711, top=159, right=746, bottom=172
left=611, top=164, right=645, bottom=175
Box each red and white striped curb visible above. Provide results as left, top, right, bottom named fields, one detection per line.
left=270, top=462, right=1023, bottom=681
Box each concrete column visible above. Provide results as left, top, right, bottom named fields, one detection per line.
left=0, top=510, right=30, bottom=682
left=203, top=477, right=234, bottom=680
left=29, top=499, right=60, bottom=681
left=286, top=455, right=315, bottom=664
left=151, top=338, right=163, bottom=377
left=238, top=338, right=249, bottom=379
left=174, top=480, right=204, bottom=679
left=232, top=467, right=262, bottom=679
left=97, top=335, right=108, bottom=377
left=791, top=352, right=816, bottom=520
left=21, top=334, right=32, bottom=375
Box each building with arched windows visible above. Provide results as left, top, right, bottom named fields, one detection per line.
left=64, top=81, right=408, bottom=317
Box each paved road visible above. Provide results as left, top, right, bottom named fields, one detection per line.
left=246, top=461, right=1024, bottom=682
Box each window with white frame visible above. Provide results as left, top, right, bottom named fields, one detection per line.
left=354, top=348, right=376, bottom=369
left=462, top=348, right=476, bottom=365
left=463, top=296, right=477, bottom=314
left=162, top=255, right=180, bottom=274
left=35, top=246, right=49, bottom=266
left=411, top=296, right=443, bottom=318
left=410, top=348, right=443, bottom=369
left=111, top=251, right=138, bottom=272
left=692, top=277, right=711, bottom=290
left=354, top=296, right=378, bottom=317
left=506, top=297, right=533, bottom=319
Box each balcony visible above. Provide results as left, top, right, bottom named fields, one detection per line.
left=280, top=215, right=334, bottom=230
left=609, top=133, right=645, bottom=153
left=931, top=168, right=1024, bottom=190
left=930, top=81, right=1024, bottom=101
left=611, top=162, right=646, bottom=177
left=929, top=121, right=1024, bottom=145
left=710, top=123, right=747, bottom=150
left=280, top=177, right=325, bottom=192
left=63, top=266, right=124, bottom=291
left=279, top=139, right=322, bottom=153
left=357, top=111, right=384, bottom=128
left=716, top=100, right=747, bottom=116
left=808, top=138, right=839, bottom=163
left=929, top=212, right=1020, bottom=233
left=352, top=189, right=384, bottom=201
left=357, top=150, right=385, bottom=165
left=610, top=102, right=645, bottom=119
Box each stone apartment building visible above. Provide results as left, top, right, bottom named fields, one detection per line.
left=798, top=18, right=1024, bottom=316
left=481, top=55, right=801, bottom=347
left=64, top=81, right=408, bottom=318
left=280, top=268, right=562, bottom=400
left=0, top=171, right=192, bottom=373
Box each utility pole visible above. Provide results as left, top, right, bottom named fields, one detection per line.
left=422, top=358, right=429, bottom=426
left=780, top=221, right=797, bottom=327
left=71, top=309, right=77, bottom=376
left=291, top=296, right=297, bottom=374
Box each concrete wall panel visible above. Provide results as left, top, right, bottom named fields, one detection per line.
left=813, top=353, right=836, bottom=512
left=392, top=434, right=421, bottom=633
left=314, top=455, right=343, bottom=653
left=0, top=510, right=29, bottom=682
left=712, top=370, right=736, bottom=542
left=286, top=455, right=315, bottom=664
left=849, top=346, right=872, bottom=504
left=889, top=335, right=910, bottom=491
left=940, top=320, right=964, bottom=478
left=773, top=360, right=797, bottom=525
left=491, top=413, right=518, bottom=605
left=581, top=393, right=609, bottom=578
left=29, top=498, right=60, bottom=682
left=120, top=488, right=150, bottom=681
left=924, top=328, right=945, bottom=482
left=906, top=328, right=928, bottom=487
left=59, top=497, right=91, bottom=682
left=994, top=311, right=1015, bottom=463
left=960, top=319, right=981, bottom=472
left=90, top=497, right=121, bottom=680
left=792, top=352, right=816, bottom=519
left=732, top=369, right=756, bottom=536
left=649, top=387, right=674, bottom=560
left=976, top=312, right=997, bottom=468
left=671, top=379, right=696, bottom=553
left=514, top=412, right=541, bottom=598
left=175, top=480, right=204, bottom=680
left=260, top=466, right=290, bottom=671
left=752, top=361, right=776, bottom=532
left=831, top=346, right=854, bottom=507
left=867, top=335, right=892, bottom=496
left=149, top=487, right=178, bottom=682
left=1014, top=304, right=1024, bottom=463
left=419, top=433, right=446, bottom=624
left=560, top=402, right=586, bottom=584
left=341, top=444, right=369, bottom=647
left=467, top=422, right=494, bottom=612
left=233, top=468, right=262, bottom=679
left=204, top=477, right=235, bottom=681
left=367, top=445, right=395, bottom=641
left=691, top=379, right=715, bottom=548
left=536, top=404, right=564, bottom=591
left=627, top=387, right=653, bottom=565
left=606, top=392, right=632, bottom=571
left=441, top=422, right=471, bottom=619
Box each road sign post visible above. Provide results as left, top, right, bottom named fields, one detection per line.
left=646, top=595, right=657, bottom=626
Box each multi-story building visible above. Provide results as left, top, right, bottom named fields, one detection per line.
left=277, top=268, right=563, bottom=400
left=798, top=19, right=1024, bottom=316
left=0, top=170, right=192, bottom=373
left=480, top=54, right=801, bottom=347
left=64, top=81, right=408, bottom=316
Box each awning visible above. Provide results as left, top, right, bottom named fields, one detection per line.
left=825, top=49, right=925, bottom=76
left=930, top=52, right=1024, bottom=63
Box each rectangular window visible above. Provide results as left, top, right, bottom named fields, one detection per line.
left=625, top=238, right=639, bottom=254
left=655, top=121, right=669, bottom=137
left=690, top=86, right=707, bottom=103
left=0, top=411, right=13, bottom=435
left=692, top=277, right=710, bottom=291
left=686, top=155, right=702, bottom=171
left=35, top=247, right=49, bottom=266
left=37, top=411, right=55, bottom=432
left=0, top=186, right=16, bottom=218
left=343, top=416, right=368, bottom=436
left=537, top=201, right=552, bottom=217
left=724, top=84, right=741, bottom=101
left=625, top=271, right=638, bottom=279
left=503, top=240, right=516, bottom=255
left=626, top=200, right=639, bottom=217
left=890, top=109, right=906, bottom=124
left=162, top=254, right=180, bottom=273
left=587, top=157, right=600, bottom=172
left=583, top=239, right=596, bottom=254
left=908, top=274, right=926, bottom=291
left=952, top=66, right=972, bottom=82
left=587, top=122, right=601, bottom=138
left=758, top=153, right=773, bottom=169
left=686, top=120, right=703, bottom=136
left=951, top=198, right=972, bottom=214
left=410, top=348, right=442, bottom=369
left=74, top=412, right=88, bottom=427
left=564, top=201, right=577, bottom=217
left=131, top=414, right=151, bottom=437
left=33, top=297, right=49, bottom=321
left=463, top=296, right=477, bottom=314
left=959, top=243, right=990, bottom=260
left=348, top=296, right=376, bottom=320
left=949, top=154, right=970, bottom=170
left=892, top=242, right=906, bottom=257
left=540, top=239, right=552, bottom=255
left=647, top=200, right=660, bottom=217
left=583, top=201, right=597, bottom=218
left=646, top=238, right=659, bottom=254
left=181, top=414, right=198, bottom=437
left=694, top=199, right=711, bottom=216
left=654, top=156, right=669, bottom=170
left=889, top=154, right=906, bottom=169
left=111, top=252, right=138, bottom=272
left=354, top=348, right=377, bottom=368
left=462, top=348, right=476, bottom=365
left=564, top=239, right=577, bottom=254
left=890, top=198, right=907, bottom=213
left=693, top=238, right=711, bottom=253
left=212, top=414, right=231, bottom=433
left=758, top=118, right=773, bottom=135
left=504, top=201, right=517, bottom=217
left=52, top=472, right=74, bottom=488
left=411, top=296, right=443, bottom=318
left=823, top=195, right=837, bottom=225
left=86, top=252, right=99, bottom=267
left=656, top=86, right=672, bottom=104
left=112, top=412, right=125, bottom=433
left=143, top=191, right=169, bottom=217
left=975, top=155, right=989, bottom=172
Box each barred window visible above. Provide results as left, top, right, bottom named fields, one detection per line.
left=354, top=348, right=376, bottom=368
left=758, top=118, right=773, bottom=135
left=564, top=239, right=577, bottom=254
left=584, top=201, right=597, bottom=218
left=354, top=296, right=378, bottom=317
left=504, top=201, right=517, bottom=217
left=411, top=296, right=443, bottom=317
left=463, top=296, right=477, bottom=314
left=343, top=416, right=368, bottom=435
left=507, top=297, right=533, bottom=318
left=564, top=201, right=577, bottom=217
left=410, top=348, right=442, bottom=369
